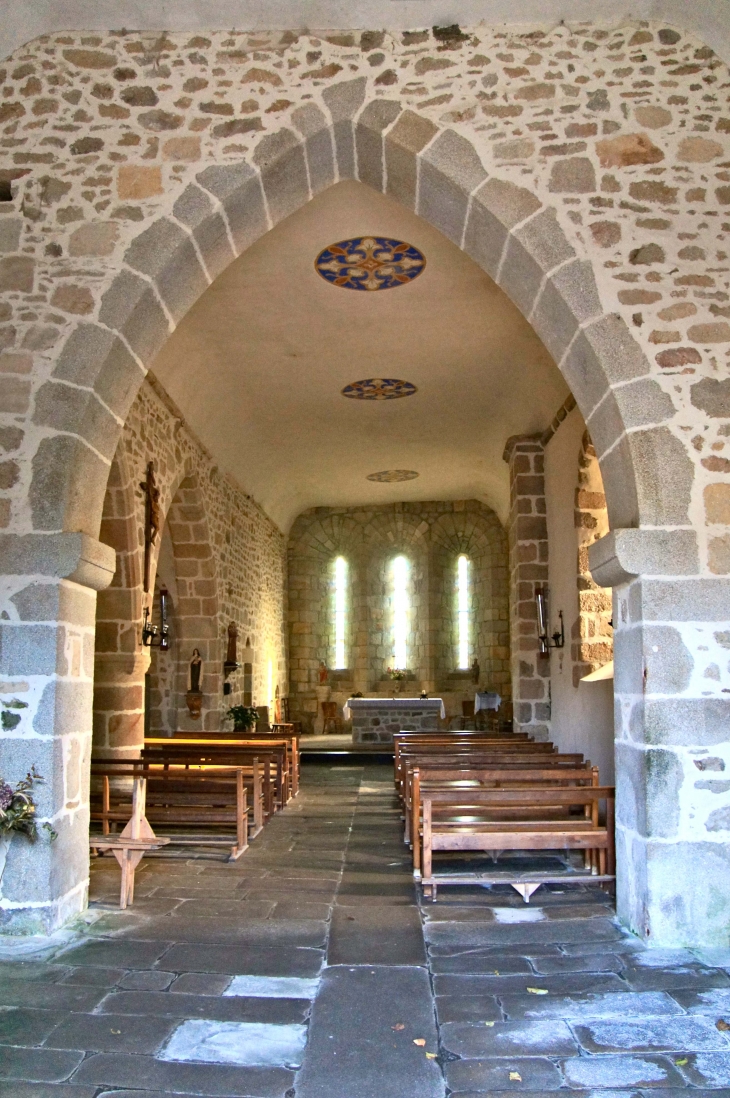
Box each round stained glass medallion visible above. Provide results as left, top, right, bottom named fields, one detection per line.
left=315, top=236, right=426, bottom=291
left=367, top=470, right=420, bottom=483
left=342, top=378, right=417, bottom=401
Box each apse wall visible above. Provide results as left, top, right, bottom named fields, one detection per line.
left=287, top=500, right=510, bottom=731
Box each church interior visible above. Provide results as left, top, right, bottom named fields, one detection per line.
left=0, top=4, right=729, bottom=1095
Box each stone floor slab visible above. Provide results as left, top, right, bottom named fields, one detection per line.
left=677, top=1052, right=730, bottom=1087
left=160, top=942, right=324, bottom=976
left=441, top=1018, right=579, bottom=1058
left=573, top=1016, right=730, bottom=1053
left=72, top=1052, right=294, bottom=1096
left=0, top=1046, right=84, bottom=1083
left=500, top=989, right=684, bottom=1021
left=160, top=1018, right=308, bottom=1067
left=44, top=1011, right=178, bottom=1054
left=0, top=1007, right=66, bottom=1046
left=328, top=905, right=426, bottom=965
left=97, top=989, right=310, bottom=1023
left=225, top=974, right=320, bottom=998
left=433, top=971, right=625, bottom=997
left=295, top=965, right=444, bottom=1098
left=562, top=1054, right=687, bottom=1088
left=444, top=1055, right=563, bottom=1092
left=0, top=1085, right=98, bottom=1098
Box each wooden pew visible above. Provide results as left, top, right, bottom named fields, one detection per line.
left=145, top=739, right=288, bottom=816
left=419, top=784, right=615, bottom=901
left=90, top=761, right=250, bottom=861
left=405, top=760, right=595, bottom=856
left=394, top=736, right=555, bottom=793
left=170, top=727, right=300, bottom=797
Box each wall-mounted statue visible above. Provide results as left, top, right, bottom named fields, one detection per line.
left=318, top=660, right=329, bottom=685
left=189, top=648, right=202, bottom=693
left=226, top=621, right=238, bottom=666
left=471, top=658, right=480, bottom=685
left=186, top=648, right=203, bottom=718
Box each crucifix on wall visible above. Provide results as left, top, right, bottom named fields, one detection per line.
left=139, top=461, right=161, bottom=593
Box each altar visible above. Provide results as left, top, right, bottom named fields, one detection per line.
left=344, top=697, right=446, bottom=745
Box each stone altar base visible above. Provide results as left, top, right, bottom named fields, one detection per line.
left=345, top=698, right=445, bottom=745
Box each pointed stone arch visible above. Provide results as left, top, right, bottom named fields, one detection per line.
left=6, top=81, right=719, bottom=944
left=35, top=91, right=681, bottom=549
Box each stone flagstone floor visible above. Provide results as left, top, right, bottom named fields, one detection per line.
left=0, top=761, right=729, bottom=1097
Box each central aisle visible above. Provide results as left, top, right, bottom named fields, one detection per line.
left=295, top=763, right=443, bottom=1098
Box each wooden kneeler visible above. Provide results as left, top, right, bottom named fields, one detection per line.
left=90, top=776, right=169, bottom=908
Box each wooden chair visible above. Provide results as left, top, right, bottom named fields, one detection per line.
left=321, top=701, right=341, bottom=735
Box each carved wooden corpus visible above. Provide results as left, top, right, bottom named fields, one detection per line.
left=139, top=461, right=161, bottom=594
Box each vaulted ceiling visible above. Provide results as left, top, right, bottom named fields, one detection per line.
left=151, top=180, right=569, bottom=530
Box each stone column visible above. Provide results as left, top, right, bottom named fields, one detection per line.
left=503, top=436, right=551, bottom=740
left=591, top=529, right=730, bottom=947
left=0, top=533, right=115, bottom=933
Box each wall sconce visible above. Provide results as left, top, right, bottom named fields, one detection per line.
left=536, top=586, right=564, bottom=655
left=142, top=586, right=170, bottom=649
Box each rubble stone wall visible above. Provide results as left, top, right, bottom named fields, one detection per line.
left=0, top=20, right=728, bottom=942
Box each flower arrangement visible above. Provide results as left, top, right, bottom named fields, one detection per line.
left=226, top=705, right=260, bottom=731
left=386, top=667, right=408, bottom=682
left=0, top=767, right=56, bottom=842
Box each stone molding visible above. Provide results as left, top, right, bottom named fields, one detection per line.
left=589, top=529, right=700, bottom=587
left=0, top=532, right=116, bottom=591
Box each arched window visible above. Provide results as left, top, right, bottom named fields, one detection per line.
left=456, top=554, right=470, bottom=669
left=333, top=556, right=348, bottom=669
left=391, top=555, right=410, bottom=670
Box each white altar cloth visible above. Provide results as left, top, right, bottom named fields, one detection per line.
left=343, top=697, right=446, bottom=720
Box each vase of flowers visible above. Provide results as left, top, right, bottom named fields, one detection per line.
left=387, top=667, right=408, bottom=695
left=226, top=705, right=260, bottom=733
left=0, top=767, right=56, bottom=888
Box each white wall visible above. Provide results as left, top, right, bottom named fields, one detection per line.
left=4, top=0, right=730, bottom=67
left=544, top=406, right=614, bottom=784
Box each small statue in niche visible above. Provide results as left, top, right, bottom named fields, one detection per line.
left=318, top=661, right=329, bottom=685
left=189, top=649, right=202, bottom=694
left=226, top=621, right=238, bottom=666
left=471, top=658, right=480, bottom=685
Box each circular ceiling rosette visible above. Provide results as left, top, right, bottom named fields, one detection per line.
left=366, top=470, right=420, bottom=483
left=315, top=236, right=426, bottom=291
left=341, top=379, right=417, bottom=401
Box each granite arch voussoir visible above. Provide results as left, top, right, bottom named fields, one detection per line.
left=33, top=99, right=663, bottom=548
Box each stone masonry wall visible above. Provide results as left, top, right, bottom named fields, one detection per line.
left=504, top=435, right=550, bottom=740
left=94, top=373, right=287, bottom=756
left=573, top=430, right=613, bottom=685
left=1, top=19, right=729, bottom=941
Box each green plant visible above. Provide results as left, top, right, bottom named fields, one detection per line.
left=226, top=705, right=260, bottom=730
left=0, top=767, right=57, bottom=842
left=386, top=667, right=408, bottom=682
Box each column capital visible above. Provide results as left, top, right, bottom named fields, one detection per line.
left=588, top=529, right=699, bottom=587
left=0, top=532, right=116, bottom=591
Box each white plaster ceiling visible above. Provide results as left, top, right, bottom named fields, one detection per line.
left=151, top=180, right=568, bottom=531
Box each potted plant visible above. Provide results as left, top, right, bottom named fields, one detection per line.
left=0, top=767, right=56, bottom=886
left=226, top=705, right=260, bottom=732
